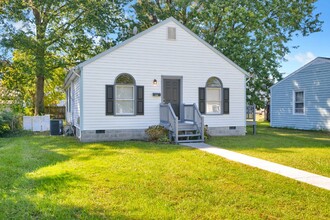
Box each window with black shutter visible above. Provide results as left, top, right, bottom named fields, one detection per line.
left=223, top=88, right=230, bottom=114
left=199, top=77, right=229, bottom=115
left=106, top=73, right=144, bottom=116
left=136, top=86, right=144, bottom=115
left=199, top=87, right=206, bottom=114
left=105, top=85, right=114, bottom=115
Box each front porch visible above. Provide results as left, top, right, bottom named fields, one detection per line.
left=160, top=103, right=204, bottom=143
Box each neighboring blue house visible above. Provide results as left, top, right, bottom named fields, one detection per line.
left=270, top=57, right=330, bottom=131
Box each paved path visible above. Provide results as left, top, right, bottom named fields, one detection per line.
left=182, top=143, right=330, bottom=191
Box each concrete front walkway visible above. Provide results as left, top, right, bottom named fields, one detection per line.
left=182, top=143, right=330, bottom=191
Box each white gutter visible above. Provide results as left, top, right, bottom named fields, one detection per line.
left=72, top=67, right=81, bottom=78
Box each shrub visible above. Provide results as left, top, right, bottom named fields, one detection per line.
left=145, top=125, right=170, bottom=143
left=0, top=110, right=22, bottom=137
left=204, top=125, right=211, bottom=141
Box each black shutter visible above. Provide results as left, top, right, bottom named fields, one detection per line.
left=199, top=87, right=206, bottom=114
left=106, top=85, right=114, bottom=115
left=223, top=88, right=230, bottom=114
left=136, top=86, right=144, bottom=115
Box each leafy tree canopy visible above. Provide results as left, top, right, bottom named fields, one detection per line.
left=132, top=0, right=322, bottom=107
left=0, top=50, right=66, bottom=115
left=0, top=0, right=323, bottom=113
left=0, top=0, right=129, bottom=115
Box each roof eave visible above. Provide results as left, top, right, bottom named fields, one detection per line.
left=270, top=57, right=328, bottom=89
left=64, top=67, right=81, bottom=88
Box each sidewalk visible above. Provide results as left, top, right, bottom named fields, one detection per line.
left=182, top=143, right=330, bottom=191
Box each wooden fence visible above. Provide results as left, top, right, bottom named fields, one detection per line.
left=45, top=106, right=65, bottom=119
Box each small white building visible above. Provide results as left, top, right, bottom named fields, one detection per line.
left=64, top=17, right=249, bottom=142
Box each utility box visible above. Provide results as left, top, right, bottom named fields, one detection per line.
left=50, top=120, right=63, bottom=135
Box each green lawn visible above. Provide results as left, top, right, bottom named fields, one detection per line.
left=0, top=133, right=330, bottom=219
left=208, top=122, right=330, bottom=177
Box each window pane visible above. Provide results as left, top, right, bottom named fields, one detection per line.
left=206, top=102, right=221, bottom=114
left=295, top=108, right=304, bottom=114
left=116, top=101, right=134, bottom=114
left=116, top=86, right=133, bottom=99
left=295, top=103, right=304, bottom=108
left=115, top=73, right=135, bottom=84
left=295, top=92, right=304, bottom=102
left=207, top=88, right=220, bottom=101
left=206, top=77, right=222, bottom=87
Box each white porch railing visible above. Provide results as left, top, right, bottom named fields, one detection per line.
left=160, top=103, right=179, bottom=143
left=182, top=103, right=204, bottom=141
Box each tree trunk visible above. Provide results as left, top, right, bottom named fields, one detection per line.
left=34, top=47, right=46, bottom=115
left=33, top=6, right=46, bottom=116
left=35, top=75, right=45, bottom=115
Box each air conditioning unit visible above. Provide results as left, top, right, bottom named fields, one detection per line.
left=50, top=119, right=63, bottom=135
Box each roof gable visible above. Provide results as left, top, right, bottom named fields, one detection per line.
left=76, top=17, right=249, bottom=77
left=271, top=57, right=330, bottom=89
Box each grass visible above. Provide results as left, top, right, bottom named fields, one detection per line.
left=208, top=122, right=330, bottom=177
left=0, top=133, right=330, bottom=219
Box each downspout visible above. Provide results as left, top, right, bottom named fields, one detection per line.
left=72, top=67, right=81, bottom=138
left=69, top=67, right=81, bottom=137
left=72, top=67, right=81, bottom=78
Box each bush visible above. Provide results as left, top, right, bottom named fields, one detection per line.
left=145, top=125, right=170, bottom=143
left=204, top=125, right=211, bottom=141
left=0, top=110, right=22, bottom=137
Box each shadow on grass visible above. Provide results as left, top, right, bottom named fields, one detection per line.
left=0, top=134, right=185, bottom=219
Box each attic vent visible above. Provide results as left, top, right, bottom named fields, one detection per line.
left=168, top=27, right=176, bottom=40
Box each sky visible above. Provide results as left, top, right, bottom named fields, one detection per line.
left=279, top=0, right=330, bottom=76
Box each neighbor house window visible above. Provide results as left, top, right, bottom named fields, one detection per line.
left=115, top=73, right=135, bottom=115
left=206, top=77, right=222, bottom=114
left=294, top=91, right=304, bottom=114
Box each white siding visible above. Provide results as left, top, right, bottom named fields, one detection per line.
left=82, top=21, right=246, bottom=130
left=65, top=86, right=72, bottom=123
left=65, top=78, right=81, bottom=127
left=72, top=78, right=81, bottom=127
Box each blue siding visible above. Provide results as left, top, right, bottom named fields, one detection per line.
left=271, top=58, right=330, bottom=131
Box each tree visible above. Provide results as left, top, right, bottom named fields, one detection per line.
left=132, top=0, right=322, bottom=108
left=0, top=0, right=129, bottom=115
left=0, top=50, right=66, bottom=115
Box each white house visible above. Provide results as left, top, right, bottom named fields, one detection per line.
left=64, top=17, right=249, bottom=142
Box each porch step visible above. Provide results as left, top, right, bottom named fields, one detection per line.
left=178, top=134, right=201, bottom=138
left=178, top=123, right=196, bottom=131
left=178, top=122, right=194, bottom=127
left=177, top=139, right=204, bottom=143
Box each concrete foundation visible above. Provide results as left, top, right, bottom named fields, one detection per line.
left=80, top=129, right=147, bottom=142
left=207, top=126, right=246, bottom=136
left=79, top=126, right=246, bottom=142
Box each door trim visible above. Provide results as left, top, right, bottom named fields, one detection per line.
left=161, top=75, right=183, bottom=121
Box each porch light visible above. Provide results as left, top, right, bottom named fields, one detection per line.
left=153, top=79, right=158, bottom=86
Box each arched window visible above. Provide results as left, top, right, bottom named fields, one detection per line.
left=115, top=73, right=135, bottom=115
left=115, top=73, right=136, bottom=85
left=206, top=77, right=222, bottom=114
